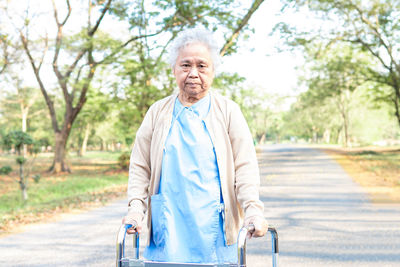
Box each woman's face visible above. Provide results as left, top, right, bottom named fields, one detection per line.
left=173, top=43, right=215, bottom=100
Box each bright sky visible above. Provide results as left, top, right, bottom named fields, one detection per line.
left=220, top=0, right=306, bottom=109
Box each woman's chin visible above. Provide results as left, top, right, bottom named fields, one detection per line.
left=184, top=87, right=207, bottom=97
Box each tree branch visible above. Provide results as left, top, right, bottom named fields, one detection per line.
left=95, top=30, right=165, bottom=65
left=0, top=35, right=9, bottom=74
left=88, top=0, right=112, bottom=37
left=350, top=3, right=400, bottom=73
left=71, top=65, right=85, bottom=101
left=19, top=31, right=59, bottom=132
left=220, top=0, right=265, bottom=56
left=51, top=0, right=72, bottom=105
left=37, top=33, right=48, bottom=71
left=61, top=0, right=110, bottom=86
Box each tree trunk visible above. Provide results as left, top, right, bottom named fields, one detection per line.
left=18, top=149, right=28, bottom=201
left=343, top=115, right=350, bottom=147
left=50, top=131, right=71, bottom=173
left=340, top=104, right=350, bottom=147
left=19, top=180, right=28, bottom=202
left=259, top=133, right=266, bottom=145
left=111, top=142, right=115, bottom=152
left=22, top=109, right=28, bottom=156
left=81, top=124, right=90, bottom=156
left=393, top=84, right=400, bottom=128
left=323, top=129, right=331, bottom=144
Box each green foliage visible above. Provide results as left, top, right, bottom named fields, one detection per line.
left=0, top=172, right=128, bottom=229
left=16, top=156, right=27, bottom=165
left=3, top=130, right=34, bottom=154
left=2, top=0, right=265, bottom=168
left=118, top=151, right=130, bottom=170
left=0, top=86, right=48, bottom=145
left=213, top=72, right=285, bottom=143
left=105, top=0, right=262, bottom=142
left=69, top=86, right=113, bottom=153
left=276, top=0, right=400, bottom=128
left=1, top=130, right=39, bottom=201
left=32, top=174, right=41, bottom=184
left=0, top=165, right=12, bottom=175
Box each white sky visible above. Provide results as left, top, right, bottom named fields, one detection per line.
left=220, top=0, right=306, bottom=109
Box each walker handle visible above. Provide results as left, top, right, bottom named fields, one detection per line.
left=237, top=224, right=279, bottom=267
left=116, top=224, right=140, bottom=267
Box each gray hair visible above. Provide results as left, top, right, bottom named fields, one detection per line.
left=168, top=28, right=221, bottom=71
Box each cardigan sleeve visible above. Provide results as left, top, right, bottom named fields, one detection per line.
left=228, top=102, right=264, bottom=220
left=127, top=104, right=155, bottom=218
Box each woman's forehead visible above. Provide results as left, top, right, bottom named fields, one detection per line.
left=178, top=43, right=212, bottom=60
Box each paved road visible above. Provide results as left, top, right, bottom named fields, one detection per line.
left=1, top=145, right=400, bottom=266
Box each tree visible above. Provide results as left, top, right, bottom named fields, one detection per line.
left=69, top=87, right=111, bottom=156
left=303, top=45, right=368, bottom=146
left=275, top=0, right=400, bottom=128
left=5, top=0, right=119, bottom=172
left=109, top=0, right=266, bottom=142
left=283, top=94, right=340, bottom=143
left=212, top=73, right=284, bottom=144
left=0, top=32, right=9, bottom=74
left=3, top=0, right=265, bottom=173
left=0, top=85, right=42, bottom=154
left=2, top=131, right=38, bottom=201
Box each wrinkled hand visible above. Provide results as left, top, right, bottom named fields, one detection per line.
left=244, top=216, right=268, bottom=238
left=122, top=212, right=143, bottom=235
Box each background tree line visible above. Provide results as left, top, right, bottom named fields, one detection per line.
left=1, top=0, right=265, bottom=173
left=1, top=0, right=400, bottom=178
left=273, top=0, right=400, bottom=146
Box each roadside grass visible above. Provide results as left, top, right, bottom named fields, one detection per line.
left=0, top=151, right=128, bottom=235
left=323, top=146, right=400, bottom=203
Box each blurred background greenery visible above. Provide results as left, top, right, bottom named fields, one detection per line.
left=0, top=0, right=399, bottom=232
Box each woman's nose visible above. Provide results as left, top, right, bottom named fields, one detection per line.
left=188, top=67, right=199, bottom=77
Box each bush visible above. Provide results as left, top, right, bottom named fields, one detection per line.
left=118, top=152, right=130, bottom=170
left=33, top=174, right=41, bottom=183
left=16, top=156, right=27, bottom=165
left=0, top=166, right=12, bottom=175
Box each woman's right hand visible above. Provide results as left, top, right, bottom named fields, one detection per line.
left=122, top=212, right=143, bottom=234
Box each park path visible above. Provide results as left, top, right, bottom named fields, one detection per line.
left=1, top=145, right=400, bottom=266
left=247, top=145, right=400, bottom=267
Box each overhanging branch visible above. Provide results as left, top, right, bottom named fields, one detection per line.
left=220, top=0, right=265, bottom=56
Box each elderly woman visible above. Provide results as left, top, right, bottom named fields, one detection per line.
left=123, top=28, right=268, bottom=264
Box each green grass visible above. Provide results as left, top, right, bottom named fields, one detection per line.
left=350, top=150, right=400, bottom=173
left=71, top=151, right=124, bottom=161
left=0, top=174, right=127, bottom=213
left=0, top=151, right=122, bottom=175
left=0, top=151, right=129, bottom=232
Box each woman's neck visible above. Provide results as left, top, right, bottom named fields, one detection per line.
left=178, top=91, right=208, bottom=107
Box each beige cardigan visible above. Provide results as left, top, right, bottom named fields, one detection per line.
left=127, top=91, right=264, bottom=245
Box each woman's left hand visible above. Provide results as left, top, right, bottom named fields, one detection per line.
left=244, top=216, right=268, bottom=238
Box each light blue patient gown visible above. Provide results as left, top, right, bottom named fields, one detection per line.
left=144, top=94, right=237, bottom=264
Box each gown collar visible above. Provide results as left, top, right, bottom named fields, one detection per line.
left=175, top=93, right=211, bottom=120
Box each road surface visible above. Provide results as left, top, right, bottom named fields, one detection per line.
left=1, top=145, right=400, bottom=266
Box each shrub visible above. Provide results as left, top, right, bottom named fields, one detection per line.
left=0, top=166, right=12, bottom=175
left=33, top=174, right=41, bottom=183
left=118, top=152, right=130, bottom=170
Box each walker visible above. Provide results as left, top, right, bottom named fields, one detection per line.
left=116, top=224, right=278, bottom=267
